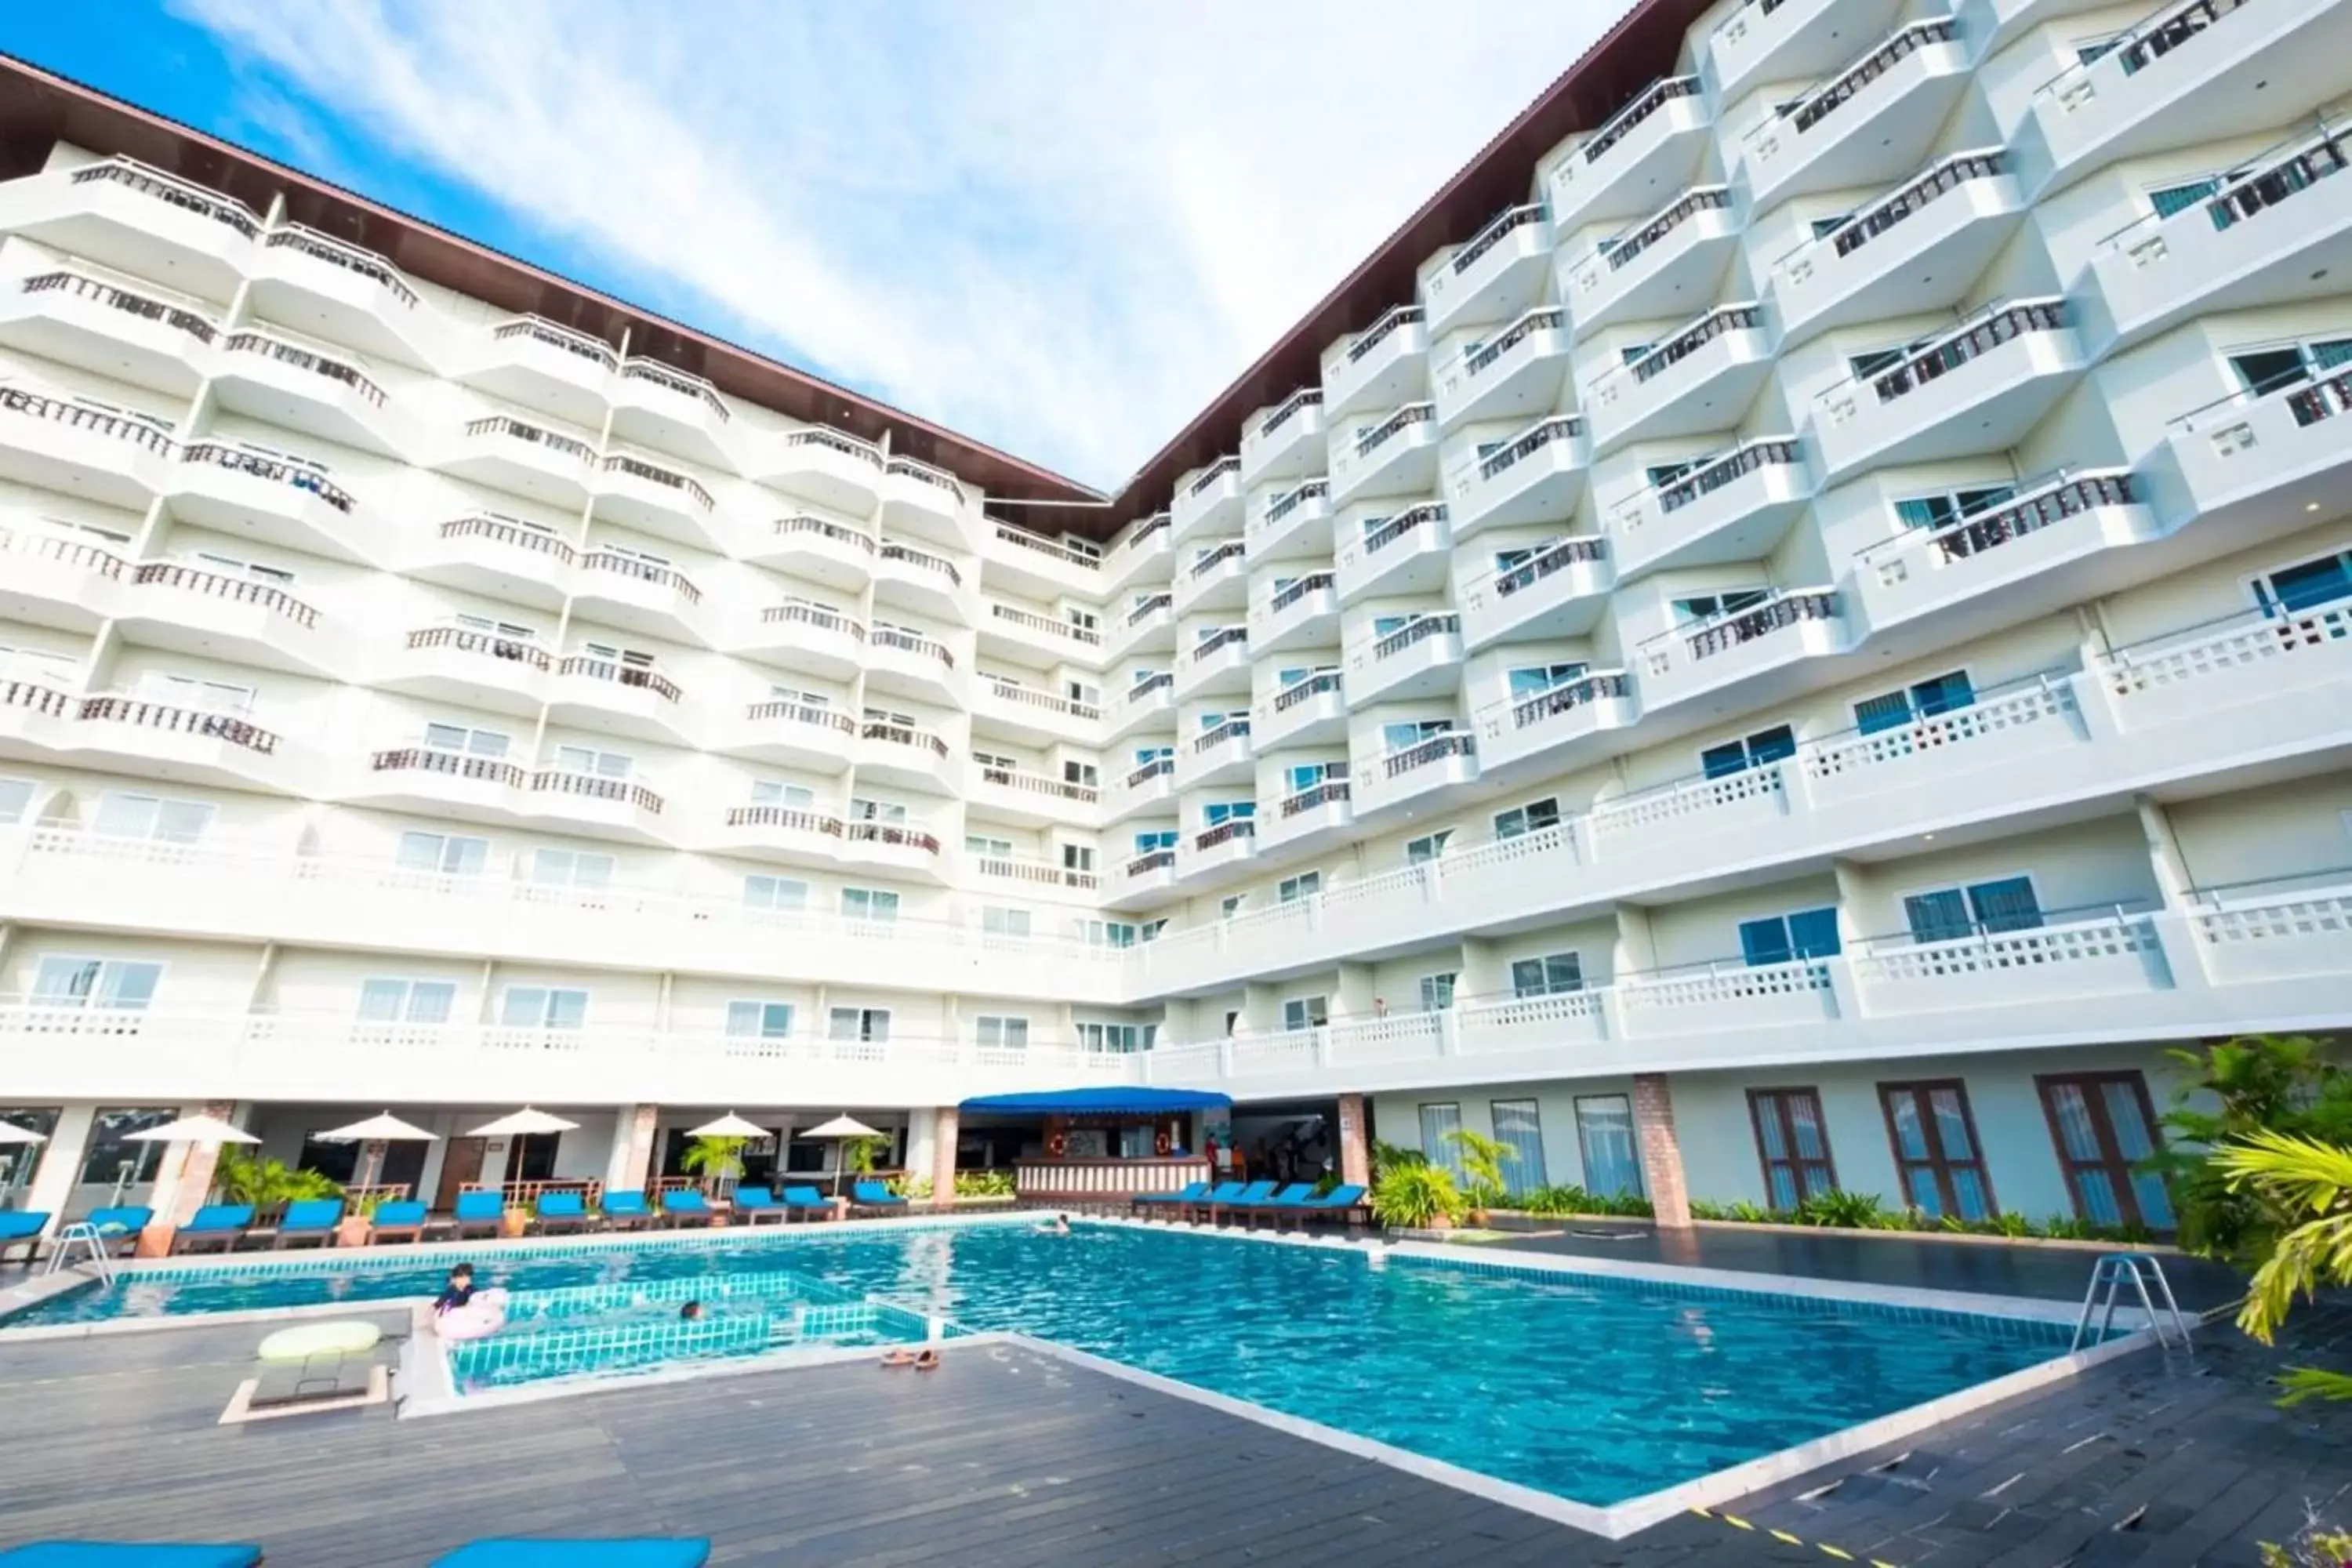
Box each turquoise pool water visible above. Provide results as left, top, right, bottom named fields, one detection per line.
left=4, top=1222, right=2085, bottom=1506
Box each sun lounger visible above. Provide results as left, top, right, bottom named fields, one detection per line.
left=428, top=1539, right=710, bottom=1567
left=1225, top=1182, right=1319, bottom=1226
left=0, top=1542, right=263, bottom=1566
left=82, top=1206, right=153, bottom=1258
left=448, top=1190, right=506, bottom=1241
left=600, top=1192, right=655, bottom=1230
left=0, top=1210, right=51, bottom=1265
left=779, top=1185, right=834, bottom=1222
left=1259, top=1183, right=1370, bottom=1229
left=273, top=1198, right=346, bottom=1250
left=729, top=1186, right=788, bottom=1225
left=171, top=1204, right=256, bottom=1255
left=533, top=1192, right=592, bottom=1234
left=368, top=1200, right=428, bottom=1244
left=1178, top=1181, right=1247, bottom=1224
left=659, top=1190, right=716, bottom=1228
left=1200, top=1179, right=1277, bottom=1225
left=1130, top=1180, right=1210, bottom=1221
left=848, top=1181, right=907, bottom=1218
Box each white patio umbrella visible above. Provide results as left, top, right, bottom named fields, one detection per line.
left=466, top=1108, right=581, bottom=1138
left=0, top=1122, right=46, bottom=1145
left=800, top=1114, right=882, bottom=1196
left=315, top=1111, right=438, bottom=1195
left=124, top=1113, right=260, bottom=1147
left=687, top=1113, right=771, bottom=1140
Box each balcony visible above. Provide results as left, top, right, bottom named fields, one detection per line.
left=1543, top=76, right=1710, bottom=234
left=0, top=385, right=175, bottom=509
left=733, top=601, right=866, bottom=681
left=2083, top=116, right=2352, bottom=357
left=716, top=804, right=844, bottom=870
left=1621, top=958, right=1839, bottom=1039
left=1635, top=588, right=1850, bottom=709
left=1185, top=818, right=1259, bottom=877
left=169, top=441, right=368, bottom=564
left=1254, top=670, right=1348, bottom=751
left=66, top=695, right=292, bottom=793
left=761, top=428, right=885, bottom=516
left=717, top=698, right=856, bottom=773
left=1109, top=845, right=1181, bottom=907
left=1812, top=299, right=2085, bottom=481
left=0, top=518, right=125, bottom=632
left=1797, top=673, right=2088, bottom=814
left=117, top=561, right=334, bottom=678
left=1444, top=416, right=1589, bottom=545
left=2151, top=361, right=2352, bottom=543
left=1107, top=591, right=1175, bottom=664
left=1738, top=18, right=1970, bottom=212
left=1174, top=626, right=1252, bottom=701
left=610, top=358, right=731, bottom=470
left=1433, top=308, right=1570, bottom=431
left=1171, top=456, right=1243, bottom=545
left=1249, top=571, right=1339, bottom=654
left=1106, top=754, right=1177, bottom=823
left=1239, top=390, right=1327, bottom=490
left=967, top=763, right=1101, bottom=829
left=1109, top=670, right=1177, bottom=741
left=444, top=414, right=595, bottom=508
left=1328, top=402, right=1439, bottom=506
left=524, top=767, right=668, bottom=844
left=247, top=225, right=431, bottom=369
left=1856, top=470, right=2156, bottom=631
left=864, top=625, right=963, bottom=706
left=872, top=539, right=967, bottom=625
left=1605, top=438, right=1811, bottom=579
left=838, top=819, right=949, bottom=882
left=572, top=549, right=708, bottom=646
left=457, top=317, right=616, bottom=428
left=1421, top=204, right=1553, bottom=337
left=547, top=655, right=691, bottom=745
left=985, top=521, right=1102, bottom=600
left=969, top=852, right=1100, bottom=898
left=1459, top=535, right=1613, bottom=649
left=1179, top=717, right=1254, bottom=789
left=1770, top=151, right=2026, bottom=350
left=1335, top=503, right=1452, bottom=604
left=1175, top=539, right=1250, bottom=615
left=982, top=601, right=1103, bottom=666
left=1562, top=189, right=1737, bottom=341
left=1106, top=512, right=1174, bottom=594
left=753, top=514, right=877, bottom=591
left=1584, top=304, right=1774, bottom=455
left=1353, top=731, right=1478, bottom=816
left=1708, top=0, right=1909, bottom=101
left=1345, top=613, right=1463, bottom=707
left=1474, top=670, right=1639, bottom=775
left=2097, top=600, right=2352, bottom=737
left=1853, top=910, right=2172, bottom=1017
left=383, top=627, right=552, bottom=717
left=2020, top=0, right=2352, bottom=197
left=212, top=329, right=406, bottom=457
left=880, top=457, right=971, bottom=550
left=591, top=452, right=720, bottom=550
left=1321, top=306, right=1428, bottom=421
left=0, top=156, right=259, bottom=300
left=1244, top=477, right=1331, bottom=563
left=0, top=270, right=216, bottom=395
left=1262, top=779, right=1356, bottom=851
left=971, top=674, right=1099, bottom=747
left=357, top=745, right=530, bottom=821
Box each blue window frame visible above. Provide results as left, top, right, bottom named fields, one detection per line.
left=1288, top=762, right=1340, bottom=792
left=1903, top=876, right=2042, bottom=944
left=1383, top=718, right=1452, bottom=751
left=1854, top=670, right=1975, bottom=735
left=1203, top=801, right=1255, bottom=826
left=1371, top=614, right=1414, bottom=638
left=1700, top=724, right=1795, bottom=779
left=1508, top=662, right=1587, bottom=697
left=2257, top=550, right=2352, bottom=615
left=1134, top=830, right=1178, bottom=851
left=1893, top=487, right=2014, bottom=532
left=1134, top=746, right=1172, bottom=764
left=1738, top=907, right=1842, bottom=967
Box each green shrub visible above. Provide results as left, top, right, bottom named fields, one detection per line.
left=1515, top=1183, right=1592, bottom=1218
left=1687, top=1198, right=1730, bottom=1221
left=953, top=1170, right=1014, bottom=1199
left=1370, top=1163, right=1464, bottom=1229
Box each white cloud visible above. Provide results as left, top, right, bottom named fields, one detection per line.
left=173, top=0, right=1636, bottom=488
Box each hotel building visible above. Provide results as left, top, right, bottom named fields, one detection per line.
left=0, top=0, right=2348, bottom=1232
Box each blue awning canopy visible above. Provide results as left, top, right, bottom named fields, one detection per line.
left=958, top=1087, right=1231, bottom=1115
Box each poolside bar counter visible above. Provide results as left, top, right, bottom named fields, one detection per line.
left=964, top=1087, right=1228, bottom=1206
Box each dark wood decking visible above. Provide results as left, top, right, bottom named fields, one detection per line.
left=0, top=1301, right=2345, bottom=1563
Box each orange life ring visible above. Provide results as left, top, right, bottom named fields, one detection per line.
left=1046, top=1130, right=1066, bottom=1158
left=1153, top=1130, right=1171, bottom=1157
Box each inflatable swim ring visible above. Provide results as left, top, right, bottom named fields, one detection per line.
left=433, top=1286, right=509, bottom=1341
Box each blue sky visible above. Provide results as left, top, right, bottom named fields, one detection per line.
left=4, top=1, right=1637, bottom=488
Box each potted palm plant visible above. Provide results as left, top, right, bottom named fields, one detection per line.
left=1370, top=1162, right=1465, bottom=1233
left=681, top=1134, right=749, bottom=1218
left=1443, top=1128, right=1514, bottom=1226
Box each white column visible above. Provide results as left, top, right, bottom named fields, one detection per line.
left=905, top=1105, right=939, bottom=1190
left=23, top=1104, right=96, bottom=1221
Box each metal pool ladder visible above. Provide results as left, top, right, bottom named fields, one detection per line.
left=40, top=1221, right=117, bottom=1287
left=2071, top=1251, right=2189, bottom=1353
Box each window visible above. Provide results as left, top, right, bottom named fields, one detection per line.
left=726, top=1001, right=795, bottom=1040
left=31, top=956, right=162, bottom=1010
left=1809, top=214, right=1852, bottom=239
left=1574, top=1095, right=1643, bottom=1199
left=2037, top=1072, right=2173, bottom=1229
left=554, top=745, right=633, bottom=779
left=2254, top=548, right=2352, bottom=615
left=1879, top=1081, right=1994, bottom=1220
left=1370, top=613, right=1421, bottom=639
left=840, top=887, right=900, bottom=924
left=529, top=848, right=615, bottom=887
left=1700, top=724, right=1795, bottom=779
left=1507, top=662, right=1587, bottom=697
left=750, top=779, right=815, bottom=808
left=1202, top=801, right=1254, bottom=826
left=965, top=833, right=1014, bottom=858
left=1903, top=876, right=2042, bottom=945
left=453, top=612, right=539, bottom=643
left=1854, top=670, right=1974, bottom=735
left=1618, top=343, right=1654, bottom=367
left=1277, top=872, right=1321, bottom=903
left=1493, top=798, right=1560, bottom=840
left=1076, top=918, right=1154, bottom=949
left=1490, top=1099, right=1548, bottom=1193
left=743, top=874, right=808, bottom=912
left=1673, top=589, right=1769, bottom=623
left=829, top=1007, right=891, bottom=1044
left=186, top=549, right=292, bottom=585
left=1893, top=486, right=2014, bottom=532
left=1134, top=745, right=1174, bottom=765
left=1062, top=760, right=1098, bottom=788
left=1281, top=995, right=1329, bottom=1031
left=768, top=684, right=829, bottom=708
left=92, top=792, right=214, bottom=844
left=77, top=1108, right=176, bottom=1185
left=1510, top=953, right=1583, bottom=998
left=2230, top=336, right=2352, bottom=397
left=2074, top=33, right=2122, bottom=64
left=0, top=778, right=32, bottom=825
left=981, top=906, right=1031, bottom=938
left=499, top=986, right=588, bottom=1029
left=0, top=1107, right=59, bottom=1196
left=1848, top=343, right=1920, bottom=379
left=1134, top=830, right=1179, bottom=852
left=1493, top=541, right=1557, bottom=572
left=1748, top=1087, right=1837, bottom=1209
left=1738, top=907, right=1841, bottom=967
left=1406, top=830, right=1453, bottom=865
left=975, top=1015, right=1029, bottom=1050
left=1418, top=972, right=1457, bottom=1013
left=141, top=673, right=253, bottom=713
left=1646, top=459, right=1699, bottom=489
left=397, top=830, right=488, bottom=876
left=1220, top=895, right=1246, bottom=919
left=1065, top=608, right=1098, bottom=635
left=1287, top=761, right=1342, bottom=793
left=1418, top=1103, right=1465, bottom=1182
left=1076, top=1021, right=1156, bottom=1053
left=356, top=978, right=456, bottom=1024
left=423, top=722, right=510, bottom=758
left=2147, top=178, right=2221, bottom=218
left=1062, top=844, right=1095, bottom=873
left=1382, top=718, right=1452, bottom=752
left=579, top=641, right=656, bottom=672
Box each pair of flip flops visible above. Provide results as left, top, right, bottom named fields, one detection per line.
left=879, top=1348, right=940, bottom=1370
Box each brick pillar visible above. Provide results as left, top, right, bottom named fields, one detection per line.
left=1632, top=1074, right=1691, bottom=1229
left=604, top=1104, right=657, bottom=1198
left=930, top=1106, right=960, bottom=1209
left=1336, top=1094, right=1370, bottom=1189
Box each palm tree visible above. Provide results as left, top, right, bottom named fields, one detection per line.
left=681, top=1134, right=748, bottom=1194
left=1443, top=1127, right=1515, bottom=1217
left=2214, top=1127, right=2352, bottom=1406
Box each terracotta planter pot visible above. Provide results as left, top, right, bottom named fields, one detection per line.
left=335, top=1216, right=372, bottom=1249
left=500, top=1208, right=530, bottom=1239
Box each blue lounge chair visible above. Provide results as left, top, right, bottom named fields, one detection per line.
left=533, top=1191, right=591, bottom=1234
left=0, top=1210, right=51, bottom=1265
left=1260, top=1183, right=1369, bottom=1229
left=729, top=1185, right=787, bottom=1225
left=600, top=1191, right=655, bottom=1230
left=369, top=1200, right=428, bottom=1244
left=660, top=1190, right=715, bottom=1228
left=1202, top=1179, right=1279, bottom=1225
left=1130, top=1179, right=1210, bottom=1221
left=1179, top=1181, right=1247, bottom=1223
left=0, top=1544, right=263, bottom=1566
left=83, top=1206, right=154, bottom=1258
left=848, top=1180, right=906, bottom=1217
left=429, top=1540, right=710, bottom=1567
left=274, top=1197, right=346, bottom=1249
left=779, top=1185, right=833, bottom=1222
left=170, top=1204, right=255, bottom=1255
left=1228, top=1182, right=1319, bottom=1226
left=449, top=1189, right=506, bottom=1240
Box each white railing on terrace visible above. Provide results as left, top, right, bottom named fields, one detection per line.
left=1450, top=204, right=1548, bottom=274
left=1621, top=956, right=1834, bottom=1011
left=1594, top=759, right=1785, bottom=840
left=580, top=550, right=702, bottom=604
left=1786, top=17, right=1959, bottom=135
left=1859, top=470, right=2138, bottom=579
left=1279, top=780, right=1351, bottom=818
left=1344, top=306, right=1423, bottom=364
left=1379, top=731, right=1473, bottom=779
left=1125, top=593, right=1173, bottom=627
left=1370, top=613, right=1457, bottom=660
left=1123, top=755, right=1174, bottom=789
left=1120, top=514, right=1171, bottom=553
left=1255, top=388, right=1323, bottom=439
left=1270, top=671, right=1341, bottom=712
left=0, top=385, right=174, bottom=453
left=1629, top=439, right=1805, bottom=521
left=1194, top=818, right=1256, bottom=851
left=1849, top=906, right=2163, bottom=986
left=991, top=523, right=1100, bottom=569
left=1463, top=309, right=1563, bottom=376
left=878, top=542, right=961, bottom=585
left=69, top=155, right=262, bottom=235
left=529, top=768, right=665, bottom=814
left=262, top=226, right=419, bottom=307
left=1259, top=480, right=1329, bottom=530
left=1504, top=670, right=1631, bottom=731
left=858, top=719, right=951, bottom=759
left=2101, top=115, right=2347, bottom=261
left=619, top=358, right=730, bottom=420
left=1827, top=298, right=2071, bottom=408
left=1192, top=718, right=1250, bottom=753
left=554, top=655, right=684, bottom=704
left=1190, top=626, right=1247, bottom=662
left=2096, top=600, right=2352, bottom=699
left=1269, top=572, right=1334, bottom=615
left=781, top=427, right=884, bottom=467
left=24, top=270, right=218, bottom=341
left=1803, top=673, right=2077, bottom=782
left=1621, top=304, right=1766, bottom=386
left=76, top=694, right=279, bottom=753
left=492, top=316, right=617, bottom=367
left=1578, top=75, right=1700, bottom=165
left=743, top=699, right=853, bottom=734
left=0, top=517, right=129, bottom=577
left=1646, top=589, right=1840, bottom=663
left=885, top=456, right=966, bottom=503
left=1486, top=535, right=1606, bottom=598
left=1127, top=671, right=1174, bottom=703
left=1472, top=416, right=1584, bottom=486
left=1354, top=401, right=1435, bottom=456
left=760, top=601, right=866, bottom=640
left=977, top=765, right=1099, bottom=806
left=971, top=855, right=1099, bottom=891
left=1185, top=456, right=1240, bottom=496
left=984, top=679, right=1100, bottom=720
left=773, top=515, right=876, bottom=554
left=222, top=332, right=387, bottom=407
left=2035, top=0, right=2259, bottom=100
left=1786, top=151, right=2011, bottom=274
left=179, top=442, right=355, bottom=512
left=1602, top=188, right=1731, bottom=273
left=871, top=626, right=955, bottom=666
left=601, top=453, right=715, bottom=510
left=133, top=561, right=318, bottom=628
left=1189, top=540, right=1247, bottom=576
left=463, top=415, right=594, bottom=464
left=1356, top=503, right=1446, bottom=557
left=989, top=602, right=1101, bottom=644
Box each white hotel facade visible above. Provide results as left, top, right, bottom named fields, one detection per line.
left=1, top=0, right=2350, bottom=1231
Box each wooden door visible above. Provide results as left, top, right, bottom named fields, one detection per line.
left=434, top=1138, right=486, bottom=1210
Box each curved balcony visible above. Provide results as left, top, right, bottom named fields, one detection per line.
left=1473, top=670, right=1639, bottom=776
left=1254, top=670, right=1347, bottom=751
left=591, top=452, right=720, bottom=550
left=444, top=414, right=595, bottom=509
left=1105, top=591, right=1175, bottom=666
left=383, top=626, right=551, bottom=717
left=731, top=601, right=867, bottom=681
left=1109, top=844, right=1180, bottom=908
left=1239, top=390, right=1327, bottom=488
left=1321, top=305, right=1429, bottom=422
left=1772, top=151, right=2025, bottom=350
left=984, top=521, right=1101, bottom=601
left=1420, top=204, right=1553, bottom=338
left=1185, top=817, right=1259, bottom=878
left=967, top=763, right=1101, bottom=829
left=169, top=441, right=368, bottom=565
left=1109, top=670, right=1178, bottom=742
left=1178, top=717, right=1254, bottom=789
left=1856, top=470, right=2155, bottom=633
left=1445, top=416, right=1589, bottom=543
left=1171, top=455, right=1243, bottom=545
left=457, top=316, right=616, bottom=428
left=751, top=514, right=876, bottom=591
left=1739, top=18, right=1970, bottom=213
left=1584, top=304, right=1774, bottom=456
left=972, top=674, right=1100, bottom=748
left=1105, top=754, right=1177, bottom=824
left=572, top=549, right=708, bottom=646
left=981, top=601, right=1103, bottom=668
left=1336, top=503, right=1452, bottom=605
left=67, top=695, right=291, bottom=793
left=1249, top=571, right=1339, bottom=655
left=546, top=655, right=692, bottom=746
left=0, top=156, right=259, bottom=301
left=715, top=804, right=844, bottom=870
left=1811, top=298, right=2084, bottom=482
left=212, top=329, right=406, bottom=458
left=1105, top=512, right=1174, bottom=594
left=1459, top=535, right=1613, bottom=649
left=0, top=519, right=126, bottom=632
left=0, top=385, right=175, bottom=510
left=1432, top=308, right=1570, bottom=432
left=1605, top=437, right=1811, bottom=580
left=865, top=624, right=963, bottom=706
left=1174, top=539, right=1250, bottom=615
left=248, top=224, right=433, bottom=369
left=761, top=427, right=885, bottom=516
left=118, top=561, right=333, bottom=679
left=1174, top=626, right=1251, bottom=701
left=880, top=457, right=971, bottom=550
left=1345, top=613, right=1462, bottom=708
left=1261, top=779, right=1356, bottom=851
left=838, top=818, right=949, bottom=883
left=0, top=270, right=216, bottom=396
left=855, top=716, right=956, bottom=793
left=1562, top=188, right=1737, bottom=342
left=610, top=358, right=732, bottom=470
left=2148, top=359, right=2352, bottom=542
left=1708, top=0, right=1907, bottom=103
left=358, top=745, right=530, bottom=819
left=1353, top=731, right=1478, bottom=816
left=524, top=766, right=668, bottom=844
left=1328, top=401, right=1438, bottom=507
left=1244, top=477, right=1331, bottom=564
left=1635, top=588, right=1851, bottom=710
left=873, top=539, right=967, bottom=626
left=717, top=699, right=857, bottom=774
left=1546, top=75, right=1711, bottom=243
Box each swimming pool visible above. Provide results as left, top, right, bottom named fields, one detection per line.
left=5, top=1221, right=2096, bottom=1508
